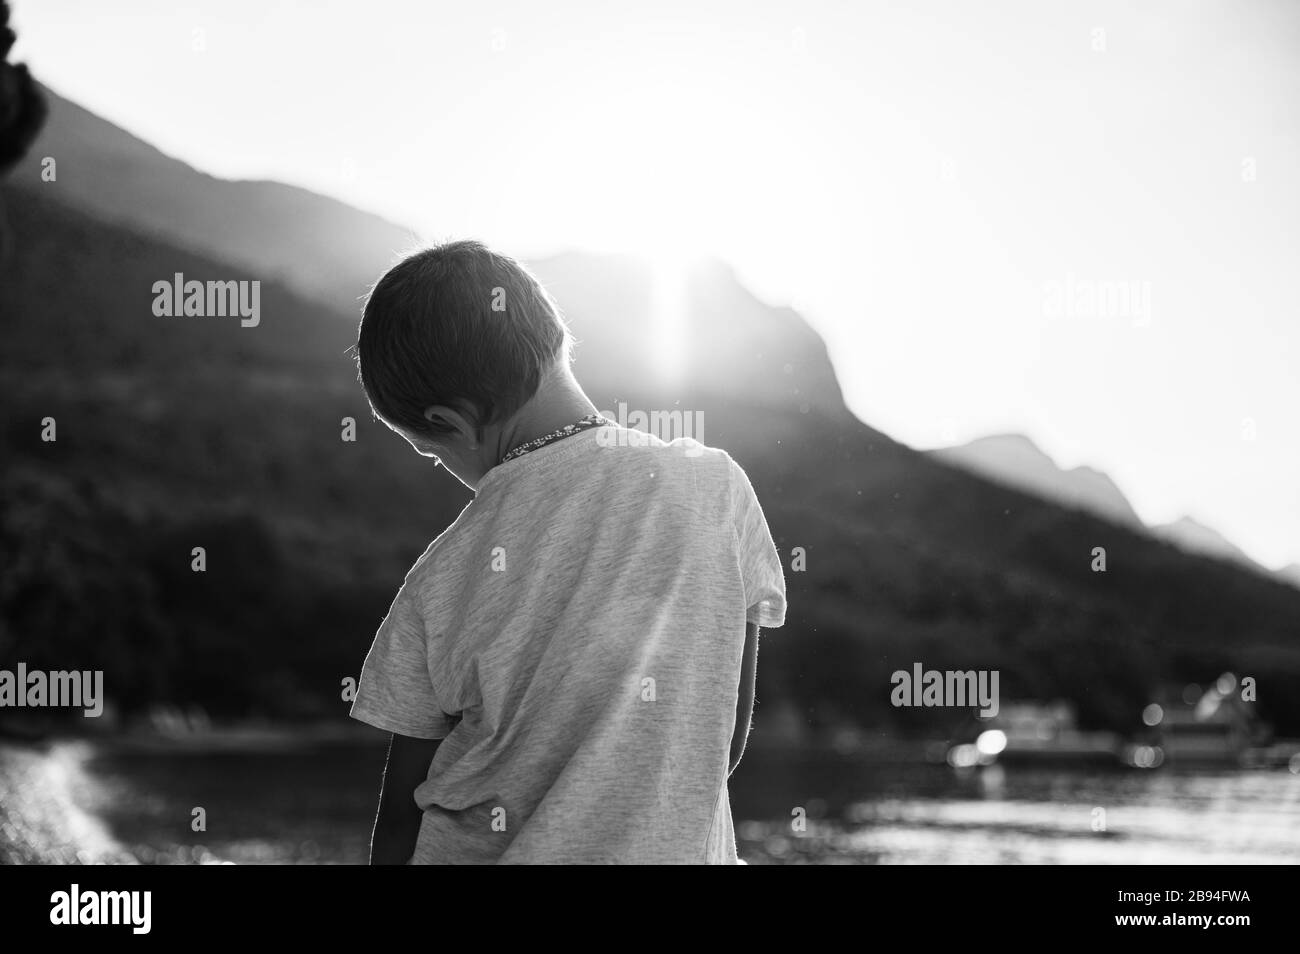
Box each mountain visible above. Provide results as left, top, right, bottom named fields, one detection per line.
left=1149, top=516, right=1264, bottom=572
left=932, top=435, right=1300, bottom=589
left=5, top=84, right=843, bottom=422
left=929, top=434, right=1144, bottom=528
left=529, top=254, right=847, bottom=418
left=9, top=84, right=417, bottom=312
left=6, top=94, right=1300, bottom=736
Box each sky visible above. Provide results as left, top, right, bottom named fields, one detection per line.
left=11, top=0, right=1300, bottom=568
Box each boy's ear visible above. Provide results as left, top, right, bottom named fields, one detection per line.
left=422, top=404, right=479, bottom=447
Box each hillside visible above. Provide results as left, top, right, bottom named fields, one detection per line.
left=932, top=433, right=1297, bottom=588
left=1150, top=516, right=1264, bottom=572
left=8, top=85, right=417, bottom=312
left=929, top=434, right=1144, bottom=528
left=5, top=184, right=1300, bottom=736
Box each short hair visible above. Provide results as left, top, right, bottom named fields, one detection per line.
left=355, top=240, right=571, bottom=436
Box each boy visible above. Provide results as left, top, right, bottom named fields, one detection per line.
left=350, top=241, right=786, bottom=864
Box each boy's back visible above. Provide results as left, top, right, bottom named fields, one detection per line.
left=351, top=423, right=786, bottom=863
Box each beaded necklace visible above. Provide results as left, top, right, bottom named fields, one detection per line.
left=499, top=414, right=612, bottom=464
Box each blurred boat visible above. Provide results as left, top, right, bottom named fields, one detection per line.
left=947, top=701, right=1122, bottom=768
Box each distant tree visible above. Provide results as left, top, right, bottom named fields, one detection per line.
left=0, top=0, right=45, bottom=174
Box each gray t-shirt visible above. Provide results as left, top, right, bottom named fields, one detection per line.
left=350, top=423, right=786, bottom=863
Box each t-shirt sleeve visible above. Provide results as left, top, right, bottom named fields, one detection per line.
left=350, top=582, right=456, bottom=739
left=728, top=457, right=787, bottom=629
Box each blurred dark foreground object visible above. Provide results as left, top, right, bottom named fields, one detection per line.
left=0, top=0, right=46, bottom=174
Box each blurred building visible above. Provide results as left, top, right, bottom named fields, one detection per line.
left=1145, top=675, right=1265, bottom=765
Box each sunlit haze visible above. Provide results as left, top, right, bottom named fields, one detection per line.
left=13, top=0, right=1299, bottom=567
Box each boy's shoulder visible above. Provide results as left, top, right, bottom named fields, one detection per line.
left=598, top=428, right=762, bottom=523
left=398, top=499, right=476, bottom=589
left=595, top=425, right=735, bottom=472
left=602, top=428, right=749, bottom=499
left=398, top=431, right=754, bottom=591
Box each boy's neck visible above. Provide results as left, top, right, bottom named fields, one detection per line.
left=490, top=366, right=600, bottom=467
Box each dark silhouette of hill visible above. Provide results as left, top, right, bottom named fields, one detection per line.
left=1149, top=516, right=1265, bottom=574
left=930, top=434, right=1144, bottom=528
left=931, top=433, right=1300, bottom=589
left=8, top=85, right=845, bottom=420
left=4, top=185, right=1300, bottom=736
left=8, top=85, right=416, bottom=311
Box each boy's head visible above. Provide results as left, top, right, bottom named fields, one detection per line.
left=355, top=240, right=575, bottom=482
